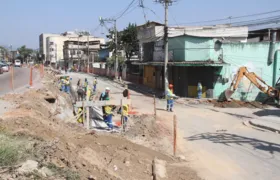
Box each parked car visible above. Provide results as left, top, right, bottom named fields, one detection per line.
left=0, top=65, right=3, bottom=74
left=14, top=59, right=21, bottom=67
left=0, top=62, right=9, bottom=72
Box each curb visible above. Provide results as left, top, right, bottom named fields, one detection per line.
left=248, top=120, right=280, bottom=133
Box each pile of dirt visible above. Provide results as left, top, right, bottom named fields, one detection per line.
left=0, top=72, right=201, bottom=180
left=213, top=99, right=267, bottom=109
left=124, top=115, right=174, bottom=155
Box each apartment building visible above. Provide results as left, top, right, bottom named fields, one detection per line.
left=39, top=31, right=105, bottom=66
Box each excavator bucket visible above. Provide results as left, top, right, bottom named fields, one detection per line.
left=224, top=89, right=235, bottom=101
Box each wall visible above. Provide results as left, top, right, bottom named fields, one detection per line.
left=169, top=36, right=222, bottom=61
left=213, top=42, right=280, bottom=101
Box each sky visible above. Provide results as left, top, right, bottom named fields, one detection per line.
left=0, top=0, right=279, bottom=49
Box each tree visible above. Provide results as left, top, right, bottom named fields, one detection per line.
left=105, top=23, right=138, bottom=61
left=106, top=28, right=122, bottom=55
left=17, top=45, right=33, bottom=62
left=121, top=23, right=138, bottom=61
left=0, top=46, right=8, bottom=60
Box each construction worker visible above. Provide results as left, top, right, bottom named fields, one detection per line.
left=83, top=78, right=88, bottom=97
left=99, top=87, right=110, bottom=101
left=77, top=86, right=84, bottom=101
left=166, top=84, right=175, bottom=112
left=65, top=77, right=70, bottom=93
left=197, top=81, right=202, bottom=99
left=93, top=77, right=98, bottom=92
left=61, top=77, right=66, bottom=92
left=77, top=78, right=81, bottom=87
left=121, top=103, right=129, bottom=126
left=86, top=85, right=92, bottom=100
left=103, top=97, right=114, bottom=130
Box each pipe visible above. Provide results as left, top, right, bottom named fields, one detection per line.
left=268, top=30, right=277, bottom=64
left=272, top=50, right=280, bottom=86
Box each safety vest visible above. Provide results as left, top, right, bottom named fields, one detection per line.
left=122, top=104, right=129, bottom=116
left=104, top=106, right=113, bottom=115
left=166, top=89, right=173, bottom=100
left=86, top=87, right=91, bottom=98
left=93, top=80, right=97, bottom=85
left=65, top=80, right=70, bottom=85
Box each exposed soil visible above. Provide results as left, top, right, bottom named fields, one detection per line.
left=0, top=72, right=201, bottom=180
left=213, top=99, right=267, bottom=109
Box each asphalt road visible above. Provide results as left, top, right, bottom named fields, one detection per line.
left=0, top=67, right=38, bottom=96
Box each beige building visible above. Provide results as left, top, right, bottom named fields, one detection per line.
left=39, top=31, right=105, bottom=65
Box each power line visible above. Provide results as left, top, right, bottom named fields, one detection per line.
left=231, top=15, right=280, bottom=27
left=172, top=9, right=280, bottom=26
left=116, top=0, right=138, bottom=19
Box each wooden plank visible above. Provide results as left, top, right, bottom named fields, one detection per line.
left=86, top=95, right=90, bottom=130
left=75, top=99, right=131, bottom=108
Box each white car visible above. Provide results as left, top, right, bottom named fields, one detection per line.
left=0, top=62, right=9, bottom=72
left=14, top=60, right=21, bottom=67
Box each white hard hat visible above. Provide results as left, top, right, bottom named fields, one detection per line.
left=105, top=87, right=110, bottom=91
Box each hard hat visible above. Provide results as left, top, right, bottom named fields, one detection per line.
left=105, top=87, right=110, bottom=91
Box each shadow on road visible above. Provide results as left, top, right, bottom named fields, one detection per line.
left=253, top=109, right=280, bottom=117
left=186, top=132, right=280, bottom=154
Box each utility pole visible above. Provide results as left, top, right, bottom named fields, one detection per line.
left=155, top=0, right=174, bottom=93
left=87, top=34, right=90, bottom=73
left=99, top=17, right=118, bottom=80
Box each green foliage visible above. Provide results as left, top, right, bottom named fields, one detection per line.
left=0, top=143, right=20, bottom=166
left=106, top=23, right=138, bottom=61
left=121, top=23, right=139, bottom=60
left=106, top=29, right=123, bottom=54
left=0, top=134, right=23, bottom=166
left=17, top=45, right=33, bottom=60
left=106, top=56, right=125, bottom=68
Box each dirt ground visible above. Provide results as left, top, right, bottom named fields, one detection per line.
left=212, top=99, right=267, bottom=108
left=0, top=72, right=201, bottom=180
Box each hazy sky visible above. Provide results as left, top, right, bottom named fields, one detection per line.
left=0, top=0, right=279, bottom=49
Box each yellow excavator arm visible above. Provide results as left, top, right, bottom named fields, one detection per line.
left=225, top=67, right=279, bottom=100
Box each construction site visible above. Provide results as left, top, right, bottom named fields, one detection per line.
left=2, top=1, right=280, bottom=179
left=0, top=68, right=203, bottom=180
left=1, top=65, right=280, bottom=180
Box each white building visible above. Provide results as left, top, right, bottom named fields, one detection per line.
left=39, top=31, right=105, bottom=65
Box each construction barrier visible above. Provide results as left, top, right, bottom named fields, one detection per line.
left=10, top=66, right=14, bottom=91
left=29, top=66, right=33, bottom=87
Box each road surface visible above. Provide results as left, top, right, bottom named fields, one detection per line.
left=69, top=72, right=280, bottom=180
left=0, top=67, right=39, bottom=96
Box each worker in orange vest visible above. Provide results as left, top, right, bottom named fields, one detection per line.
left=166, top=84, right=175, bottom=112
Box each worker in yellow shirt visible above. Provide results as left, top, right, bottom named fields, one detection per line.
left=104, top=97, right=114, bottom=130
left=86, top=85, right=92, bottom=100
left=93, top=77, right=97, bottom=92
left=122, top=104, right=129, bottom=127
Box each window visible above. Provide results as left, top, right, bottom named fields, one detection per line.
left=214, top=40, right=222, bottom=51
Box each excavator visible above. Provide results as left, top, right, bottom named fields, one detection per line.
left=224, top=66, right=280, bottom=103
